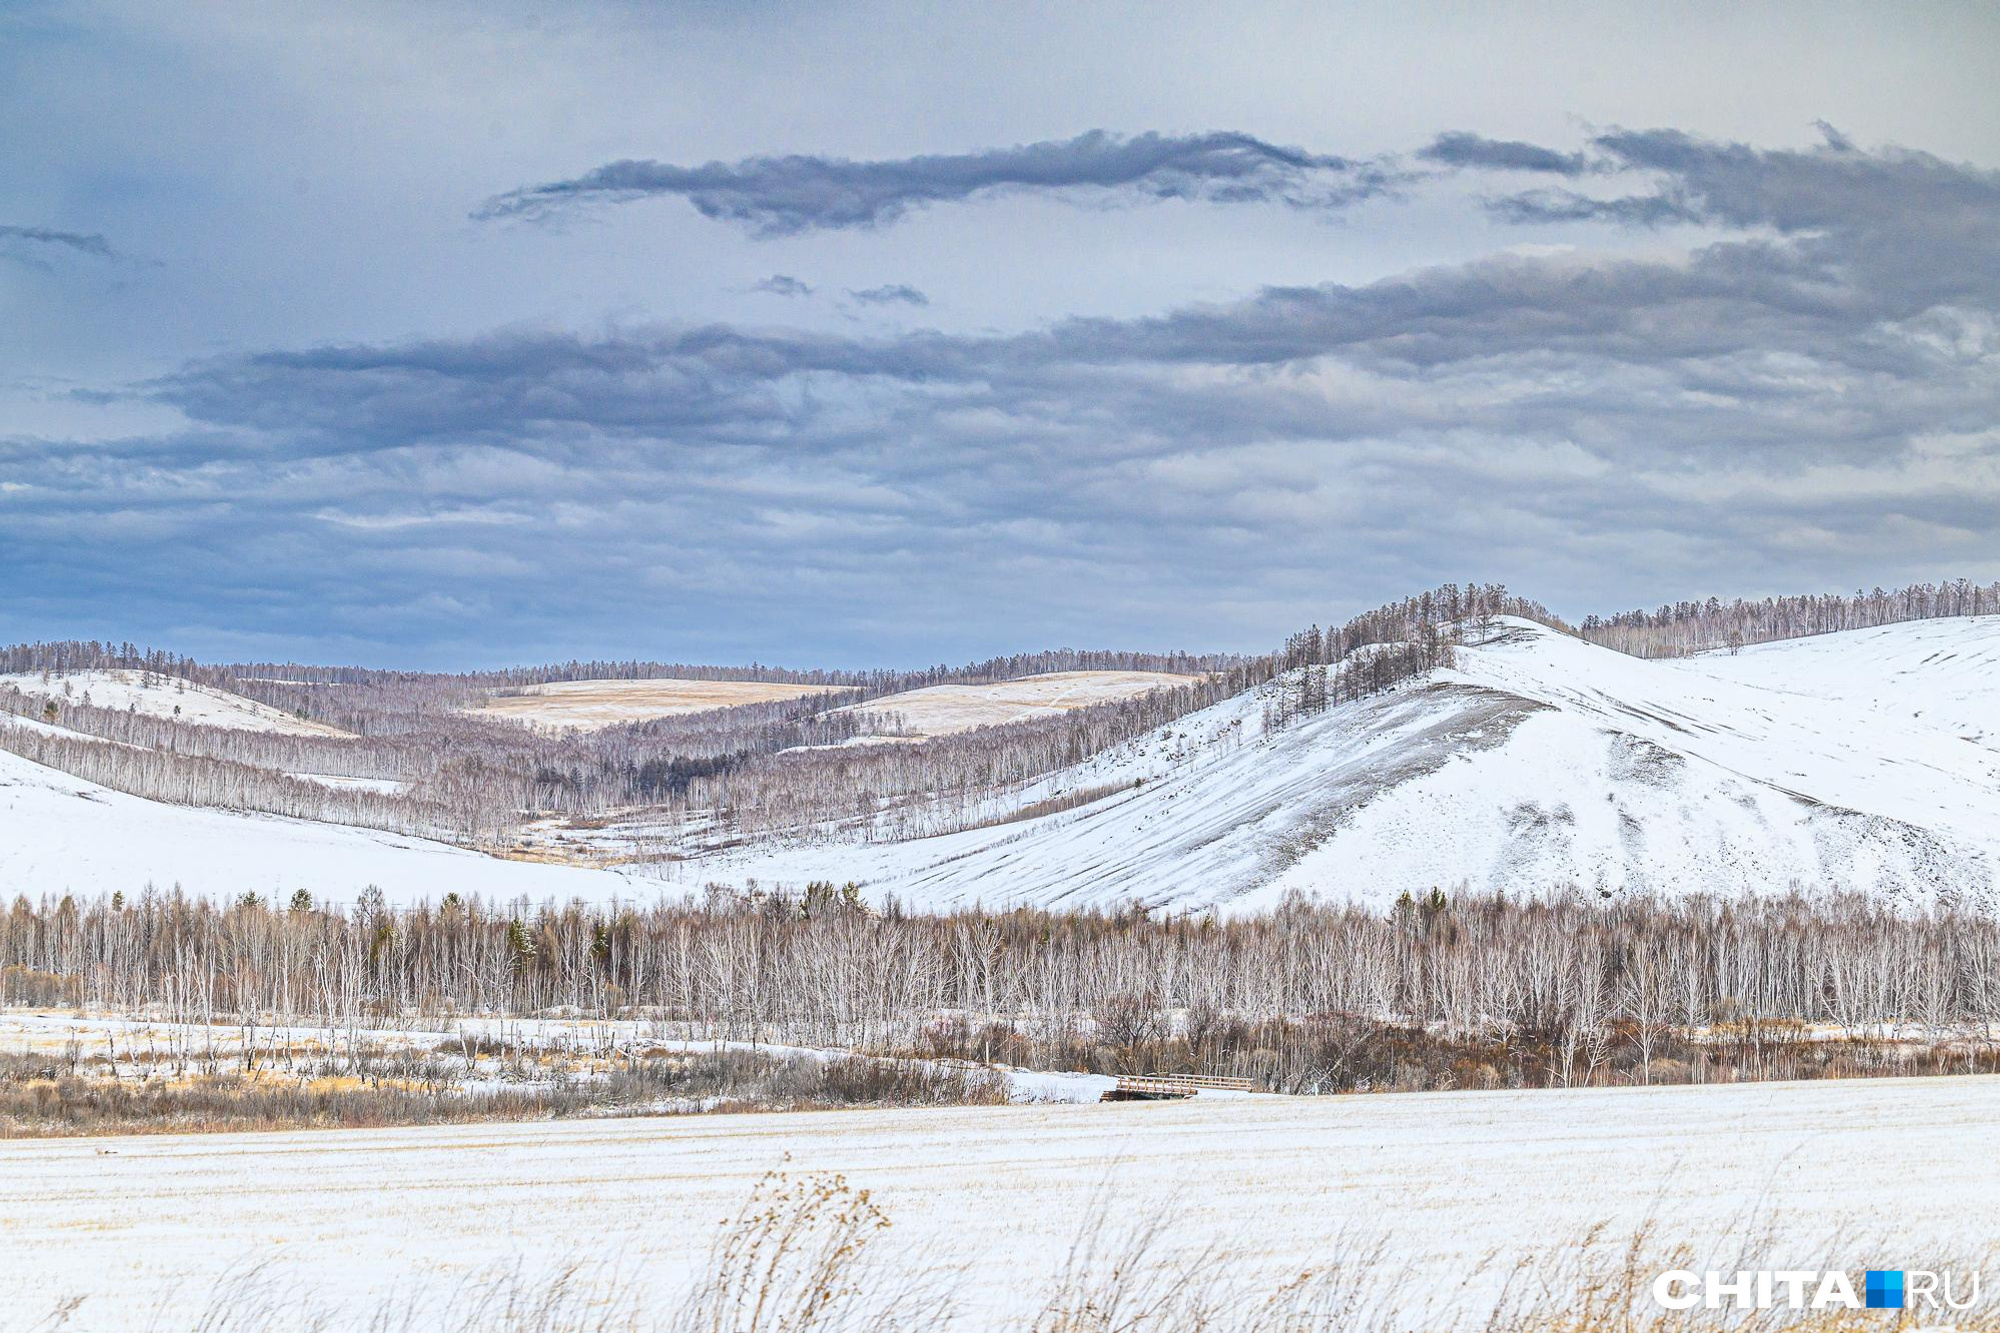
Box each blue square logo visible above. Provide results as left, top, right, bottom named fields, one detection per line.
left=1865, top=1270, right=1904, bottom=1310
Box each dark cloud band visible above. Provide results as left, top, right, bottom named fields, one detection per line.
left=0, top=224, right=116, bottom=260
left=12, top=130, right=1997, bottom=662
left=475, top=130, right=1393, bottom=236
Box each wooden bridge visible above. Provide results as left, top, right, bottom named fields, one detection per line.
left=1101, top=1073, right=1259, bottom=1101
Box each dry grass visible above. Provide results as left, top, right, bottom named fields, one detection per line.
left=16, top=1174, right=1997, bottom=1332
left=0, top=1049, right=1006, bottom=1138
left=840, top=670, right=1200, bottom=737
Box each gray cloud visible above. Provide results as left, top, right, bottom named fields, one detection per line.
left=1420, top=132, right=1589, bottom=176
left=1483, top=130, right=2000, bottom=295
left=848, top=283, right=928, bottom=307
left=0, top=224, right=116, bottom=263
left=475, top=130, right=1393, bottom=236
left=752, top=273, right=814, bottom=298
left=1484, top=188, right=1702, bottom=227
left=10, top=129, right=1997, bottom=664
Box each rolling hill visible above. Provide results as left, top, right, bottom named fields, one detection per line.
left=0, top=669, right=351, bottom=737
left=6, top=616, right=2000, bottom=912
left=468, top=678, right=851, bottom=731
left=836, top=669, right=1201, bottom=738
left=0, top=743, right=647, bottom=906
left=683, top=617, right=2000, bottom=912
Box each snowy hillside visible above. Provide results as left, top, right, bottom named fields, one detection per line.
left=838, top=670, right=1200, bottom=737
left=9, top=617, right=2000, bottom=912
left=0, top=746, right=648, bottom=906
left=684, top=618, right=2000, bottom=912
left=1683, top=615, right=2000, bottom=752
left=0, top=669, right=350, bottom=737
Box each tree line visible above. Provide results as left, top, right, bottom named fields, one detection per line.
left=1580, top=578, right=2000, bottom=658
left=5, top=888, right=1997, bottom=1091
left=1259, top=582, right=1558, bottom=731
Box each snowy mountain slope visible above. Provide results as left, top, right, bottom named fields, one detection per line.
left=1680, top=615, right=2000, bottom=752
left=0, top=669, right=350, bottom=736
left=10, top=617, right=2000, bottom=913
left=0, top=746, right=649, bottom=906
left=683, top=618, right=2000, bottom=912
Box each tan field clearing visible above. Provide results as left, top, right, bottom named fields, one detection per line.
left=471, top=678, right=852, bottom=730
left=842, top=669, right=1198, bottom=737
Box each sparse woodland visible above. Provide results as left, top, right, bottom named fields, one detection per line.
left=0, top=583, right=1553, bottom=850
left=0, top=576, right=1995, bottom=865
left=1580, top=578, right=2000, bottom=657
left=7, top=888, right=1999, bottom=1095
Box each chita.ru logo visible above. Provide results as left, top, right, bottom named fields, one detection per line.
left=1652, top=1267, right=1979, bottom=1314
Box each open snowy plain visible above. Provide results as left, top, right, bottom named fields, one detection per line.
left=5, top=1074, right=1997, bottom=1330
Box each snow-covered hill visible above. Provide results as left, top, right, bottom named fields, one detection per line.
left=0, top=746, right=649, bottom=906
left=9, top=617, right=2000, bottom=912
left=1683, top=617, right=2000, bottom=753
left=686, top=618, right=2000, bottom=912
left=0, top=669, right=350, bottom=736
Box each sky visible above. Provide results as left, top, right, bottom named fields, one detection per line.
left=3, top=1, right=1998, bottom=670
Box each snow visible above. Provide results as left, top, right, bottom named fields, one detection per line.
left=839, top=670, right=1200, bottom=737
left=674, top=617, right=2000, bottom=911
left=0, top=745, right=655, bottom=906
left=0, top=669, right=350, bottom=736
left=1683, top=615, right=2000, bottom=752
left=286, top=771, right=410, bottom=795
left=6, top=1073, right=1999, bottom=1329
left=469, top=678, right=849, bottom=731
left=0, top=1009, right=1108, bottom=1109
left=9, top=617, right=2000, bottom=912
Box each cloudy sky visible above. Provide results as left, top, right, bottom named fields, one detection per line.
left=4, top=2, right=1997, bottom=669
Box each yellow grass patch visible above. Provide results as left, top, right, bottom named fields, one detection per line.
left=469, top=679, right=852, bottom=731
left=840, top=670, right=1200, bottom=737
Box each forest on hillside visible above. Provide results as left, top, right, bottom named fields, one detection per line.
left=1579, top=579, right=2000, bottom=657
left=1, top=578, right=1995, bottom=854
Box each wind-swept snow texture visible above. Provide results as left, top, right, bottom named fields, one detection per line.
left=0, top=746, right=649, bottom=906
left=695, top=618, right=2000, bottom=912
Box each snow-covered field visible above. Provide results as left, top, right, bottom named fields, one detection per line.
left=681, top=618, right=2000, bottom=911
left=5, top=1074, right=1997, bottom=1329
left=0, top=746, right=649, bottom=906
left=839, top=669, right=1199, bottom=737
left=0, top=668, right=350, bottom=736
left=469, top=677, right=850, bottom=730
